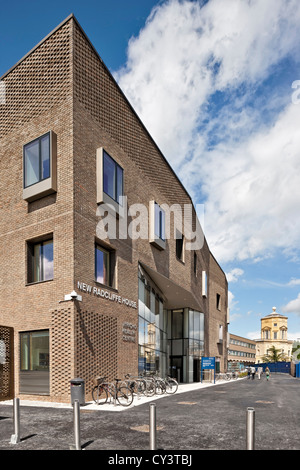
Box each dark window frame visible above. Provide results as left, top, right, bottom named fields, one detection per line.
left=23, top=132, right=51, bottom=189
left=103, top=150, right=124, bottom=204
left=176, top=231, right=184, bottom=261
left=95, top=243, right=116, bottom=288
left=27, top=236, right=54, bottom=284
left=154, top=202, right=166, bottom=241
left=20, top=330, right=50, bottom=372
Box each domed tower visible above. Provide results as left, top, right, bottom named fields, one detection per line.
left=256, top=307, right=293, bottom=363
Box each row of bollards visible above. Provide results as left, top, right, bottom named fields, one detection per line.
left=8, top=398, right=256, bottom=450
left=149, top=404, right=256, bottom=451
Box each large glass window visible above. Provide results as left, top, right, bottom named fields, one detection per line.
left=103, top=150, right=123, bottom=203
left=138, top=271, right=167, bottom=376
left=95, top=244, right=114, bottom=287
left=24, top=133, right=50, bottom=188
left=28, top=238, right=53, bottom=283
left=20, top=331, right=49, bottom=371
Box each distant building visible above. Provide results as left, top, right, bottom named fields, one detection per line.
left=255, top=307, right=293, bottom=363
left=228, top=334, right=256, bottom=371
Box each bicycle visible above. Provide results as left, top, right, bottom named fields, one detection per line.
left=164, top=376, right=178, bottom=394
left=92, top=377, right=134, bottom=407
left=123, top=374, right=147, bottom=396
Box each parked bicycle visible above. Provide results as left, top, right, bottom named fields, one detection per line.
left=164, top=376, right=178, bottom=394
left=92, top=377, right=134, bottom=407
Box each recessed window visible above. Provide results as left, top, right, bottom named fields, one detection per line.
left=27, top=238, right=53, bottom=283
left=149, top=201, right=166, bottom=250
left=154, top=203, right=165, bottom=241
left=176, top=231, right=184, bottom=261
left=103, top=150, right=123, bottom=203
left=24, top=133, right=50, bottom=187
left=95, top=244, right=115, bottom=287
left=20, top=330, right=49, bottom=395
left=216, top=293, right=221, bottom=310
left=23, top=131, right=57, bottom=202
left=20, top=330, right=49, bottom=371
left=202, top=271, right=207, bottom=297
left=194, top=253, right=197, bottom=275
left=218, top=325, right=223, bottom=343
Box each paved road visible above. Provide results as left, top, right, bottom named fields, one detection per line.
left=0, top=374, right=299, bottom=452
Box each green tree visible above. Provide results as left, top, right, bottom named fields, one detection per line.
left=292, top=342, right=300, bottom=361
left=262, top=345, right=287, bottom=363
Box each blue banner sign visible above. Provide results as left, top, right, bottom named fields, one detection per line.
left=201, top=357, right=215, bottom=383
left=201, top=357, right=215, bottom=370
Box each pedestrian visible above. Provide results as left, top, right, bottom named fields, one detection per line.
left=247, top=367, right=251, bottom=379
left=265, top=366, right=270, bottom=381
left=251, top=366, right=256, bottom=380
left=257, top=366, right=263, bottom=379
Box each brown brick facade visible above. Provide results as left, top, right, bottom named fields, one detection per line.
left=0, top=14, right=228, bottom=403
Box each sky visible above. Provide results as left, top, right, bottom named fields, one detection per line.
left=1, top=0, right=300, bottom=342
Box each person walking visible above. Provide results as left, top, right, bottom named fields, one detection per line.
left=265, top=366, right=270, bottom=381
left=257, top=366, right=263, bottom=379
left=251, top=366, right=256, bottom=380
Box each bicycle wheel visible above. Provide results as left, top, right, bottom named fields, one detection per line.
left=92, top=385, right=108, bottom=405
left=155, top=380, right=166, bottom=394
left=137, top=379, right=147, bottom=395
left=144, top=380, right=155, bottom=397
left=117, top=386, right=134, bottom=406
left=165, top=378, right=178, bottom=394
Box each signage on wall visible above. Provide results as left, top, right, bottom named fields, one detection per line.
left=122, top=322, right=137, bottom=343
left=77, top=281, right=137, bottom=309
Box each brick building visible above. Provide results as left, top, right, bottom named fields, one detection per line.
left=228, top=334, right=256, bottom=371
left=0, top=14, right=228, bottom=403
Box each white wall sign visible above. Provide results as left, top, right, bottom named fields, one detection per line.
left=77, top=281, right=137, bottom=309
left=122, top=322, right=137, bottom=343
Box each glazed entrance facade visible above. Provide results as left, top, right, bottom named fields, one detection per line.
left=138, top=266, right=204, bottom=382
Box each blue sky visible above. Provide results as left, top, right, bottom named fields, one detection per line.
left=1, top=0, right=300, bottom=341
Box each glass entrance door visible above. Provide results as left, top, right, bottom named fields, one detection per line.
left=170, top=356, right=183, bottom=382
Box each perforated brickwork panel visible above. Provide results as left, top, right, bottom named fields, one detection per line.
left=0, top=326, right=14, bottom=400
left=0, top=21, right=72, bottom=138
left=75, top=310, right=118, bottom=397
left=51, top=307, right=73, bottom=401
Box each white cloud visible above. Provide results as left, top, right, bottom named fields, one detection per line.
left=226, top=268, right=244, bottom=283
left=282, top=293, right=300, bottom=316
left=116, top=0, right=300, bottom=264
left=247, top=331, right=260, bottom=341
left=228, top=290, right=238, bottom=311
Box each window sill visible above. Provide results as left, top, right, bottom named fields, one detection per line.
left=23, top=179, right=57, bottom=202
left=26, top=279, right=53, bottom=286
left=150, top=237, right=166, bottom=251
left=94, top=281, right=118, bottom=292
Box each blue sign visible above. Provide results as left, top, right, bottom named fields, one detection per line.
left=201, top=357, right=215, bottom=370
left=201, top=357, right=216, bottom=383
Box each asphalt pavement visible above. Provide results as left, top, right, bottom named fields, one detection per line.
left=0, top=373, right=299, bottom=454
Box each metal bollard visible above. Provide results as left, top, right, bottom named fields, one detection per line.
left=73, top=399, right=81, bottom=450
left=10, top=398, right=21, bottom=444
left=246, top=407, right=255, bottom=450
left=149, top=403, right=157, bottom=450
